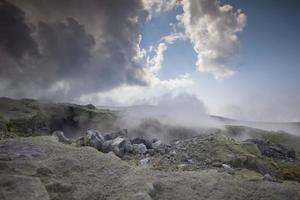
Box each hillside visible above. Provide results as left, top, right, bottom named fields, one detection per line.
left=0, top=97, right=119, bottom=139
left=210, top=115, right=300, bottom=136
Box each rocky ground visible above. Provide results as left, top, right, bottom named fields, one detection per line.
left=1, top=136, right=300, bottom=200
left=1, top=98, right=300, bottom=200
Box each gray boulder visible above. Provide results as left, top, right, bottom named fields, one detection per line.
left=131, top=137, right=152, bottom=149
left=101, top=140, right=113, bottom=153
left=111, top=137, right=133, bottom=158
left=222, top=164, right=235, bottom=175
left=52, top=131, right=71, bottom=144
left=152, top=140, right=162, bottom=150
left=111, top=137, right=126, bottom=157
left=151, top=140, right=170, bottom=155
left=103, top=129, right=128, bottom=140
left=124, top=139, right=134, bottom=153
left=133, top=143, right=148, bottom=154
left=86, top=129, right=104, bottom=150
left=86, top=129, right=104, bottom=141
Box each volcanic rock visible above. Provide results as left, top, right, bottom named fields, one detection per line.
left=245, top=139, right=296, bottom=160
left=85, top=129, right=104, bottom=150
left=1, top=136, right=300, bottom=200
left=133, top=143, right=148, bottom=154
left=103, top=129, right=128, bottom=140
left=131, top=137, right=152, bottom=149
left=52, top=131, right=71, bottom=144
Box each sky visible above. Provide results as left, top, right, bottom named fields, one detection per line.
left=0, top=0, right=300, bottom=122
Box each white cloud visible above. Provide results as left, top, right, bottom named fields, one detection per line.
left=147, top=43, right=168, bottom=74
left=78, top=73, right=193, bottom=106
left=142, top=0, right=179, bottom=20
left=161, top=32, right=187, bottom=44
left=177, top=0, right=247, bottom=80
left=146, top=30, right=187, bottom=76
left=79, top=34, right=194, bottom=106
left=134, top=34, right=147, bottom=61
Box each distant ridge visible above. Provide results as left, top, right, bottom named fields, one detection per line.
left=210, top=115, right=300, bottom=135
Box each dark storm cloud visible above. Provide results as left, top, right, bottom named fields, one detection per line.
left=0, top=0, right=37, bottom=60
left=0, top=0, right=147, bottom=100
left=37, top=18, right=95, bottom=78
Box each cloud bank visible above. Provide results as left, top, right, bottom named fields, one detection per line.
left=178, top=0, right=247, bottom=79
left=0, top=0, right=146, bottom=100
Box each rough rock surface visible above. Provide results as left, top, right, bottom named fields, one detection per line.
left=0, top=175, right=50, bottom=200
left=85, top=129, right=105, bottom=150
left=133, top=143, right=148, bottom=154
left=0, top=136, right=130, bottom=200
left=245, top=139, right=296, bottom=160
left=49, top=128, right=300, bottom=183
left=52, top=131, right=71, bottom=144
left=131, top=137, right=152, bottom=149
left=1, top=136, right=300, bottom=200
left=111, top=137, right=132, bottom=157
left=103, top=129, right=128, bottom=140
left=143, top=134, right=300, bottom=182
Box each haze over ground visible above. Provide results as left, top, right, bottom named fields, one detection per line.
left=0, top=0, right=299, bottom=122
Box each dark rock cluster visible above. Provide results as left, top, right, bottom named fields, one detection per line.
left=53, top=129, right=167, bottom=158
left=245, top=139, right=296, bottom=160
left=51, top=129, right=300, bottom=182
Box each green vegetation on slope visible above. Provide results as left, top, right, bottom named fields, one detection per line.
left=0, top=97, right=119, bottom=139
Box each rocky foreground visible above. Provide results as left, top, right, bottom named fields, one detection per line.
left=1, top=126, right=300, bottom=200
left=1, top=97, right=300, bottom=200
left=54, top=129, right=300, bottom=182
